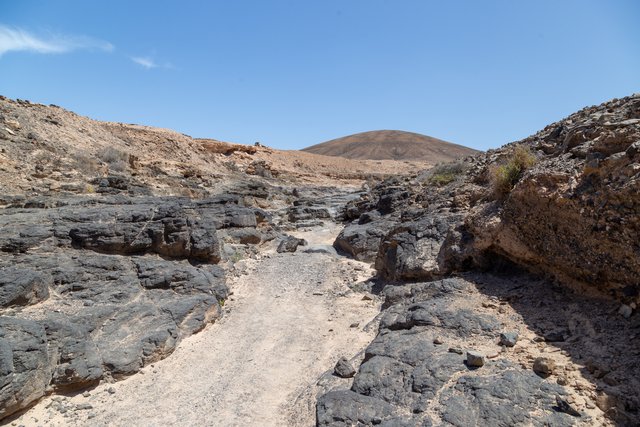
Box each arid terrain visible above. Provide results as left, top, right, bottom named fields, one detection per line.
left=1, top=93, right=639, bottom=427
left=302, top=130, right=478, bottom=161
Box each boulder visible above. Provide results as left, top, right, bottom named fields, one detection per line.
left=333, top=357, right=356, bottom=378
left=277, top=236, right=307, bottom=253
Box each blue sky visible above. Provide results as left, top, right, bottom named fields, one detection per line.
left=0, top=1, right=638, bottom=151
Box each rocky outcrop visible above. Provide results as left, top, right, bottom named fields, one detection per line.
left=335, top=94, right=640, bottom=303
left=458, top=94, right=640, bottom=302
left=317, top=278, right=582, bottom=426
left=322, top=94, right=640, bottom=426
left=0, top=193, right=272, bottom=419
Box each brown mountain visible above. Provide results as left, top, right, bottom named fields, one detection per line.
left=302, top=130, right=479, bottom=162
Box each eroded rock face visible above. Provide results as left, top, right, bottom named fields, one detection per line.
left=0, top=193, right=271, bottom=420
left=338, top=94, right=640, bottom=302
left=463, top=94, right=640, bottom=302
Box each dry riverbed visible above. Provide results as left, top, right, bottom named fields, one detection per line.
left=10, top=225, right=381, bottom=427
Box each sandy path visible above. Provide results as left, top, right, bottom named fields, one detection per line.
left=12, top=225, right=380, bottom=427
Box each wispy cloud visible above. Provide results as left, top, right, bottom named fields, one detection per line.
left=0, top=25, right=113, bottom=57
left=130, top=56, right=158, bottom=69
left=130, top=55, right=174, bottom=70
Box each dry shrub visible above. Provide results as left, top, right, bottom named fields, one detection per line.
left=97, top=147, right=129, bottom=165
left=492, top=145, right=536, bottom=197
left=427, top=161, right=467, bottom=186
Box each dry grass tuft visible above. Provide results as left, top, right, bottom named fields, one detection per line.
left=492, top=145, right=536, bottom=197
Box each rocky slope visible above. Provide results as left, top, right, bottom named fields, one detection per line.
left=302, top=130, right=478, bottom=161
left=319, top=93, right=640, bottom=426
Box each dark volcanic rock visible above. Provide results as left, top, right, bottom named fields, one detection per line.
left=0, top=193, right=271, bottom=420
left=0, top=317, right=50, bottom=419
left=333, top=357, right=356, bottom=378
left=316, top=278, right=577, bottom=427
left=0, top=267, right=50, bottom=307
left=333, top=220, right=395, bottom=262
left=277, top=235, right=307, bottom=253
left=375, top=214, right=462, bottom=282
left=316, top=390, right=399, bottom=427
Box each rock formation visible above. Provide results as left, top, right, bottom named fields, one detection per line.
left=318, top=94, right=640, bottom=426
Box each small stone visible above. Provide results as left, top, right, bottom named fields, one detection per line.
left=334, top=357, right=356, bottom=378
left=107, top=387, right=116, bottom=394
left=361, top=294, right=373, bottom=301
left=499, top=331, right=518, bottom=347
left=557, top=376, right=568, bottom=386
left=4, top=119, right=21, bottom=130
left=349, top=322, right=360, bottom=328
left=533, top=357, right=556, bottom=376
left=448, top=347, right=463, bottom=355
left=555, top=395, right=581, bottom=417
left=75, top=403, right=93, bottom=410
left=618, top=304, right=633, bottom=318
left=544, top=330, right=566, bottom=342
left=433, top=336, right=444, bottom=345
left=466, top=350, right=485, bottom=367
left=82, top=391, right=91, bottom=398
left=585, top=400, right=595, bottom=409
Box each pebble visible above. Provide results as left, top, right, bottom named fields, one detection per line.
left=107, top=387, right=116, bottom=394
left=82, top=391, right=91, bottom=397
left=618, top=304, right=633, bottom=318
left=349, top=322, right=360, bottom=328
left=533, top=357, right=556, bottom=376
left=76, top=403, right=93, bottom=410
left=466, top=350, right=485, bottom=367
left=499, top=331, right=518, bottom=347
left=448, top=347, right=463, bottom=355
left=556, top=395, right=581, bottom=417
left=334, top=357, right=356, bottom=378
left=433, top=336, right=444, bottom=345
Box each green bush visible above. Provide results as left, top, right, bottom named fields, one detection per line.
left=492, top=145, right=536, bottom=196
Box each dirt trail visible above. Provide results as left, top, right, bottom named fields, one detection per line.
left=12, top=225, right=380, bottom=427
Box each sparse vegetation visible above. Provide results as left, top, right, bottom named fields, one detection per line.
left=74, top=153, right=100, bottom=175
left=426, top=161, right=467, bottom=186
left=492, top=145, right=536, bottom=196
left=97, top=147, right=130, bottom=172
left=229, top=251, right=243, bottom=264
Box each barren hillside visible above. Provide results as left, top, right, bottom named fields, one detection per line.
left=302, top=129, right=479, bottom=161
left=0, top=97, right=432, bottom=199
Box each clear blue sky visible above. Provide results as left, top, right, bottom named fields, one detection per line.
left=0, top=1, right=638, bottom=151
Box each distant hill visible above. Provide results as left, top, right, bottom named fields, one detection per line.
left=301, top=130, right=479, bottom=162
